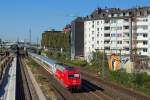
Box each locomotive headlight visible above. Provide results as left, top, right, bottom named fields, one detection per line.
left=74, top=74, right=80, bottom=78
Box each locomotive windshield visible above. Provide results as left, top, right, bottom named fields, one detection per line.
left=68, top=74, right=80, bottom=78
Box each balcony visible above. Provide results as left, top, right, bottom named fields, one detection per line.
left=104, top=30, right=111, bottom=33
left=136, top=22, right=148, bottom=26
left=123, top=29, right=130, bottom=33
left=123, top=43, right=130, bottom=47
left=136, top=36, right=148, bottom=41
left=104, top=43, right=111, bottom=47
left=123, top=36, right=130, bottom=40
left=104, top=23, right=110, bottom=26
left=136, top=29, right=148, bottom=33
left=137, top=43, right=148, bottom=48
left=123, top=22, right=130, bottom=26
left=104, top=37, right=111, bottom=40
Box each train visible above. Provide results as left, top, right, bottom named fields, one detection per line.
left=29, top=53, right=81, bottom=91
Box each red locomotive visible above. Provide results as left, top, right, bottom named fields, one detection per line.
left=29, top=53, right=81, bottom=91
left=53, top=63, right=81, bottom=91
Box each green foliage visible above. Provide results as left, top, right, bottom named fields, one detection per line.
left=44, top=51, right=150, bottom=94
left=90, top=51, right=109, bottom=73
left=91, top=52, right=108, bottom=66
left=41, top=31, right=70, bottom=51
left=44, top=51, right=87, bottom=67
left=26, top=58, right=39, bottom=72
left=109, top=70, right=150, bottom=94
left=71, top=59, right=88, bottom=67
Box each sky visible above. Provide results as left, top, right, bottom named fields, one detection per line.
left=0, top=0, right=150, bottom=42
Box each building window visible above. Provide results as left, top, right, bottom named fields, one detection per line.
left=111, top=33, right=116, bottom=37
left=92, top=25, right=94, bottom=28
left=143, top=41, right=148, bottom=45
left=125, top=47, right=129, bottom=51
left=143, top=26, right=148, bottom=30
left=143, top=34, right=147, bottom=37
left=97, top=41, right=99, bottom=44
left=97, top=21, right=99, bottom=25
left=117, top=27, right=122, bottom=30
left=124, top=26, right=129, bottom=29
left=97, top=34, right=99, bottom=37
left=124, top=33, right=129, bottom=37
left=111, top=27, right=122, bottom=31
left=124, top=18, right=129, bottom=22
left=104, top=40, right=110, bottom=44
left=104, top=26, right=110, bottom=30
left=123, top=12, right=126, bottom=16
left=143, top=48, right=147, bottom=52
left=143, top=19, right=148, bottom=22
left=117, top=33, right=122, bottom=37
left=104, top=47, right=110, bottom=50
left=105, top=20, right=110, bottom=23
left=92, top=31, right=94, bottom=35
left=111, top=13, right=114, bottom=17
left=92, top=44, right=94, bottom=48
left=104, top=33, right=110, bottom=37
left=97, top=28, right=99, bottom=31
left=117, top=41, right=122, bottom=44
left=92, top=37, right=94, bottom=41
left=111, top=19, right=117, bottom=23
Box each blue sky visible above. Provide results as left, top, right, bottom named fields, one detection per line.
left=0, top=0, right=149, bottom=42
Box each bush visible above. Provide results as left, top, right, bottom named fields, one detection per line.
left=108, top=70, right=150, bottom=94
left=71, top=59, right=88, bottom=67
left=91, top=51, right=108, bottom=67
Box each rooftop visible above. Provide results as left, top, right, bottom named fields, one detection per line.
left=84, top=7, right=150, bottom=20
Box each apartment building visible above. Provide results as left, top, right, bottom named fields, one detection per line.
left=71, top=17, right=84, bottom=59
left=83, top=7, right=150, bottom=61
left=71, top=7, right=150, bottom=61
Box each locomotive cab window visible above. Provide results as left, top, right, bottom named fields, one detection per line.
left=68, top=74, right=80, bottom=78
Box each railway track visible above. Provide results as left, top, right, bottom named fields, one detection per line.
left=81, top=79, right=114, bottom=100
left=30, top=56, right=113, bottom=100
left=16, top=54, right=38, bottom=100
left=81, top=69, right=150, bottom=100
left=29, top=54, right=150, bottom=100
left=31, top=56, right=75, bottom=100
